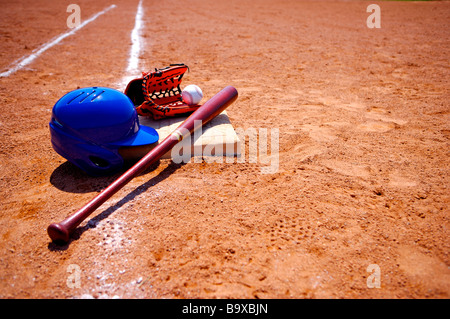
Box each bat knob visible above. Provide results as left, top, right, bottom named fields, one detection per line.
left=48, top=223, right=70, bottom=243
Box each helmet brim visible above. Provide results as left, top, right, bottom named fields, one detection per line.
left=112, top=125, right=159, bottom=147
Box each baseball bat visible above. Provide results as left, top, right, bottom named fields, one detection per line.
left=48, top=86, right=238, bottom=243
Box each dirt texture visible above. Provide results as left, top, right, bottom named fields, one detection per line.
left=0, top=0, right=449, bottom=299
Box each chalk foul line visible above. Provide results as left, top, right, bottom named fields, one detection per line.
left=0, top=4, right=117, bottom=78
left=127, top=0, right=144, bottom=74
left=119, top=0, right=144, bottom=90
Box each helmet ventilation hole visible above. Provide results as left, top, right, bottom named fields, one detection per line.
left=89, top=156, right=109, bottom=168
left=52, top=118, right=63, bottom=128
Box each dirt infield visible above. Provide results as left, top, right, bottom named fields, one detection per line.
left=0, top=0, right=449, bottom=299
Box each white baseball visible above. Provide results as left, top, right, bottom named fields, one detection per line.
left=182, top=84, right=203, bottom=105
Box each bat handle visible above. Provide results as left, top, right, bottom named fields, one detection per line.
left=48, top=197, right=108, bottom=242
left=47, top=222, right=71, bottom=243
left=47, top=199, right=103, bottom=243
left=47, top=135, right=177, bottom=243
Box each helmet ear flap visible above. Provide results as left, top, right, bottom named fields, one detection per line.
left=72, top=144, right=124, bottom=176
left=89, top=156, right=110, bottom=168
left=50, top=121, right=124, bottom=176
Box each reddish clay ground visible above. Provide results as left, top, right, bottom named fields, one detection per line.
left=0, top=0, right=449, bottom=299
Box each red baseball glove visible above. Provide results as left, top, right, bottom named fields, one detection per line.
left=124, top=63, right=201, bottom=120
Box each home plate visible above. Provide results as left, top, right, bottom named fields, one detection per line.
left=119, top=111, right=241, bottom=161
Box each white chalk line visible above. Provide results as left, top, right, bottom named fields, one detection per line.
left=118, top=0, right=144, bottom=89
left=128, top=0, right=144, bottom=74
left=0, top=4, right=117, bottom=78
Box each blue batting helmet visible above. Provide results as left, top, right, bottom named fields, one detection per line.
left=49, top=87, right=159, bottom=176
